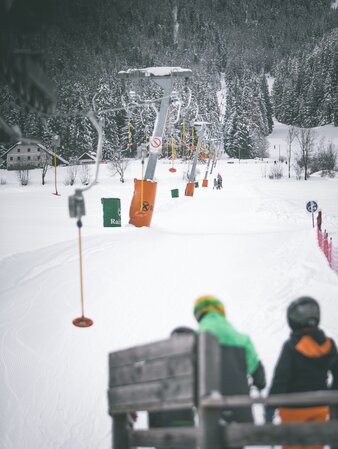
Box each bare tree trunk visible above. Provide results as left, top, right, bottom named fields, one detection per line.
left=296, top=128, right=316, bottom=181
left=41, top=163, right=48, bottom=185
left=286, top=126, right=297, bottom=179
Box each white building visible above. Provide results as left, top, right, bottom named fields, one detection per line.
left=2, top=142, right=68, bottom=170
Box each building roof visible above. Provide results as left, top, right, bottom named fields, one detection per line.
left=78, top=152, right=96, bottom=161
left=1, top=141, right=68, bottom=165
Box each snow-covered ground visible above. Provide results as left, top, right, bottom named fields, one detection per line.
left=0, top=122, right=338, bottom=449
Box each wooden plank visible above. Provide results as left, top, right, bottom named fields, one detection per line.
left=330, top=405, right=338, bottom=449
left=197, top=332, right=223, bottom=449
left=109, top=334, right=195, bottom=368
left=201, top=390, right=338, bottom=408
left=109, top=352, right=194, bottom=387
left=113, top=414, right=130, bottom=449
left=108, top=376, right=194, bottom=414
left=131, top=427, right=196, bottom=448
left=223, top=421, right=338, bottom=447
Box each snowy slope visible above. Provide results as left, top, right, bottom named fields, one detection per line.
left=0, top=125, right=338, bottom=449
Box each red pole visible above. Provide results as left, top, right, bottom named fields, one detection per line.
left=316, top=211, right=322, bottom=231
left=317, top=228, right=322, bottom=249
left=323, top=231, right=329, bottom=260
left=329, top=237, right=332, bottom=267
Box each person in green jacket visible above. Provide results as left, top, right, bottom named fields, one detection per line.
left=194, top=295, right=266, bottom=424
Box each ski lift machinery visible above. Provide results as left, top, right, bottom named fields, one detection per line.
left=118, top=67, right=192, bottom=227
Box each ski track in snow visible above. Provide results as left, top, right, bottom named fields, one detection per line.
left=0, top=159, right=338, bottom=449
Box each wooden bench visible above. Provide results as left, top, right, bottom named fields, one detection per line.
left=108, top=332, right=338, bottom=449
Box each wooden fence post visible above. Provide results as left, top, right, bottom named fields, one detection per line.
left=330, top=403, right=338, bottom=449
left=198, top=332, right=223, bottom=449
left=113, top=414, right=130, bottom=449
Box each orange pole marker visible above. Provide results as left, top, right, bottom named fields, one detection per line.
left=129, top=179, right=157, bottom=227
left=185, top=182, right=195, bottom=197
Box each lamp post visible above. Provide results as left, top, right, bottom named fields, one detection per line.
left=52, top=134, right=60, bottom=196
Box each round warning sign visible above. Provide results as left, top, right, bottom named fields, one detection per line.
left=149, top=136, right=162, bottom=154
left=306, top=200, right=318, bottom=213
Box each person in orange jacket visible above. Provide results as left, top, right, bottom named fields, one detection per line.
left=265, top=296, right=338, bottom=449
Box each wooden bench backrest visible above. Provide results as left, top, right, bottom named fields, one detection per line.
left=108, top=333, right=196, bottom=415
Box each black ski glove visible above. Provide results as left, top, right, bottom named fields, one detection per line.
left=251, top=360, right=266, bottom=390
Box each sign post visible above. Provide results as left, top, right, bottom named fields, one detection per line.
left=52, top=135, right=60, bottom=196
left=306, top=200, right=318, bottom=228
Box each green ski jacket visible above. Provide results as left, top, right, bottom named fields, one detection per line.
left=197, top=311, right=260, bottom=375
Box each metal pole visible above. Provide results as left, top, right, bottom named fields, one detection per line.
left=52, top=135, right=60, bottom=196
left=189, top=136, right=200, bottom=182
left=54, top=148, right=58, bottom=195
left=204, top=154, right=211, bottom=180
left=144, top=78, right=173, bottom=180
left=188, top=122, right=210, bottom=182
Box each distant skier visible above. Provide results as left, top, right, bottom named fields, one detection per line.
left=265, top=296, right=338, bottom=449
left=213, top=178, right=217, bottom=189
left=216, top=173, right=223, bottom=189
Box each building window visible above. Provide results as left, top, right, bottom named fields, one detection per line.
left=17, top=156, right=20, bottom=161
left=17, top=148, right=20, bottom=153
left=37, top=148, right=40, bottom=152
left=27, top=148, right=31, bottom=152
left=27, top=156, right=31, bottom=161
left=37, top=156, right=40, bottom=160
left=10, top=156, right=13, bottom=161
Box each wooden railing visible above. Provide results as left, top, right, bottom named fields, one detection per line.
left=108, top=332, right=338, bottom=448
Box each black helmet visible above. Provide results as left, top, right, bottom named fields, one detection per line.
left=287, top=296, right=320, bottom=330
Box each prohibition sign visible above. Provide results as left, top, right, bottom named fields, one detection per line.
left=150, top=137, right=162, bottom=149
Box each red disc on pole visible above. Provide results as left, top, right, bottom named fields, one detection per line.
left=169, top=167, right=177, bottom=173
left=72, top=316, right=94, bottom=328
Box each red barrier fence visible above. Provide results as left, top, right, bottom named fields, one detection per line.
left=317, top=216, right=338, bottom=275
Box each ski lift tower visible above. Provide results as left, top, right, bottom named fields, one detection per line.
left=118, top=67, right=192, bottom=227
left=185, top=120, right=210, bottom=196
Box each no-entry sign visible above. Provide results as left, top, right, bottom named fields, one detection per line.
left=149, top=136, right=162, bottom=154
